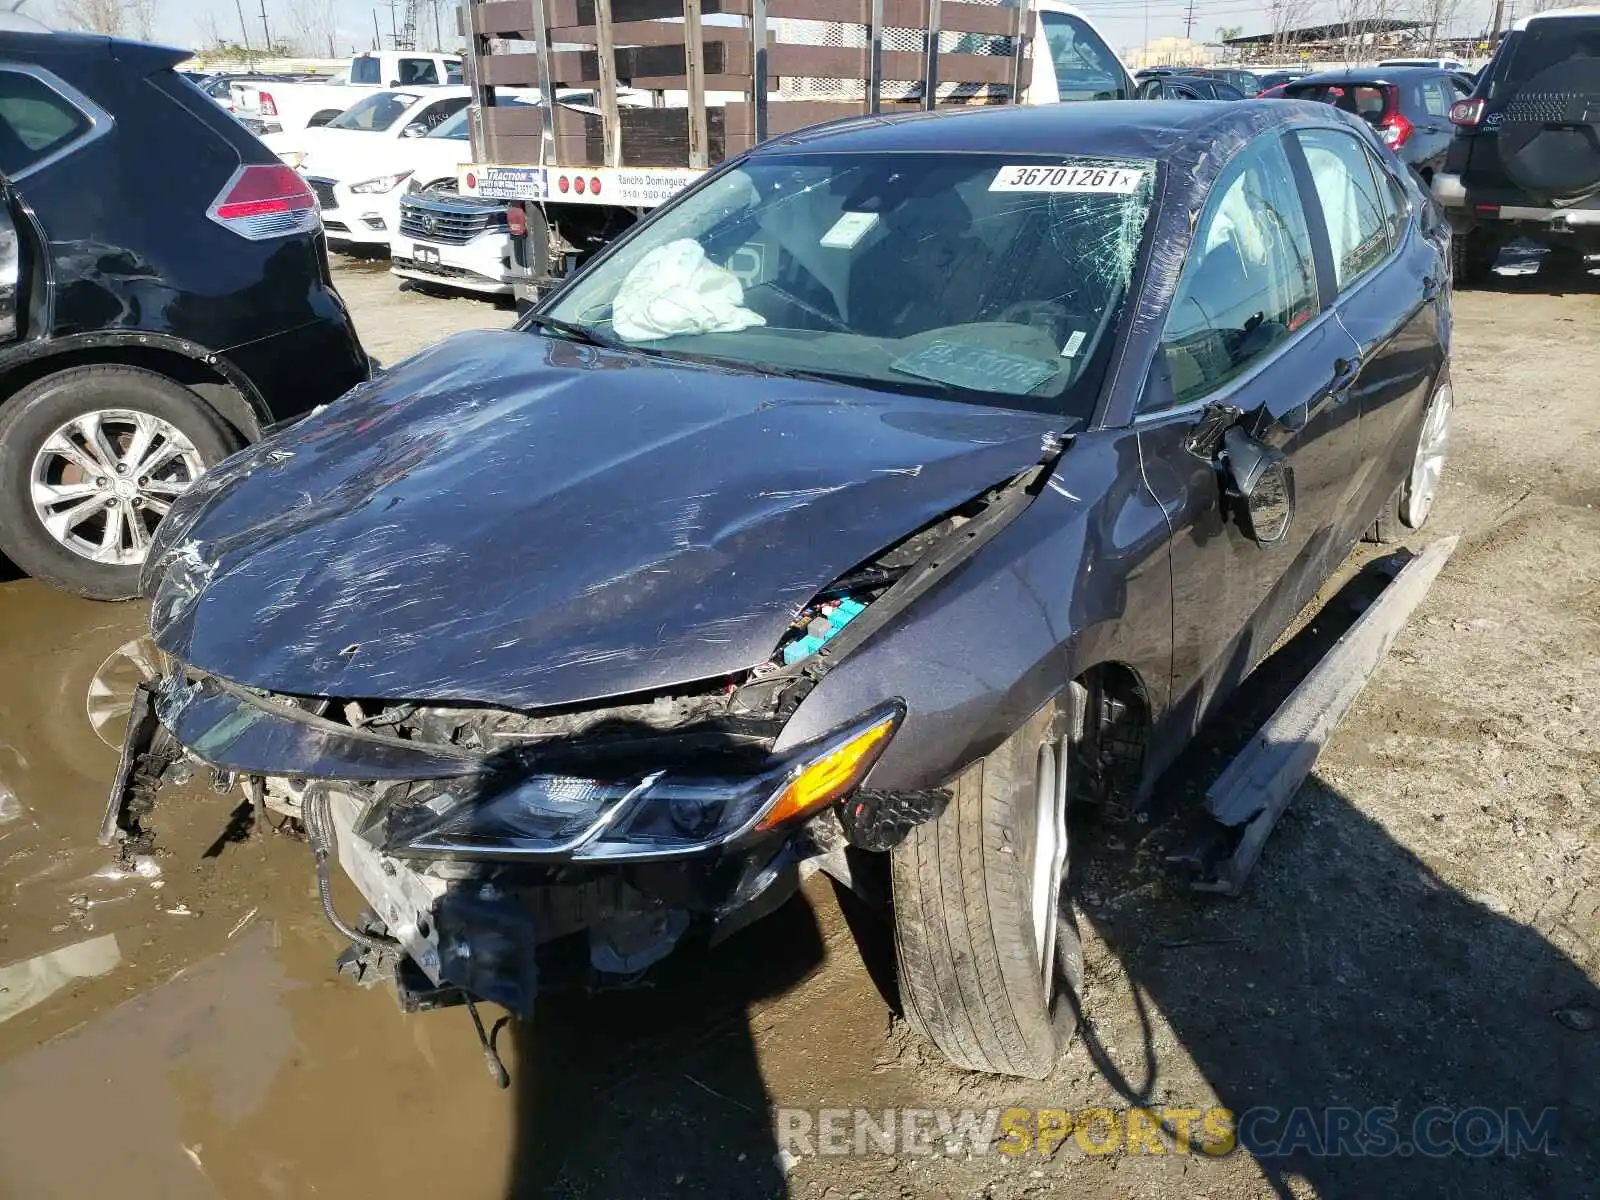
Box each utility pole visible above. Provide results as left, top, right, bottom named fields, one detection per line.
left=387, top=0, right=402, bottom=48
left=373, top=9, right=383, bottom=50
left=434, top=0, right=444, bottom=53
left=233, top=0, right=255, bottom=64
left=1184, top=0, right=1196, bottom=39
left=259, top=0, right=273, bottom=55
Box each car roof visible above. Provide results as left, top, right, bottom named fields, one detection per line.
left=1512, top=5, right=1600, bottom=29
left=0, top=29, right=188, bottom=69
left=1288, top=66, right=1447, bottom=85
left=756, top=99, right=1295, bottom=161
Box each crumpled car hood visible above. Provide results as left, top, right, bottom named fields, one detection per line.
left=147, top=330, right=1064, bottom=709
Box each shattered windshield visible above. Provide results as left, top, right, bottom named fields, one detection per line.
left=542, top=152, right=1156, bottom=417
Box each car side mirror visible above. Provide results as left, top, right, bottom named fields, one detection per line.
left=1222, top=425, right=1295, bottom=546
left=402, top=122, right=429, bottom=138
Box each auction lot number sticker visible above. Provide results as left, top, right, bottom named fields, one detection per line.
left=990, top=164, right=1146, bottom=193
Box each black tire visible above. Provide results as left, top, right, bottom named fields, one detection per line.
left=891, top=699, right=1083, bottom=1078
left=1367, top=378, right=1452, bottom=543
left=1365, top=484, right=1405, bottom=544
left=1451, top=228, right=1497, bottom=287
left=0, top=366, right=236, bottom=600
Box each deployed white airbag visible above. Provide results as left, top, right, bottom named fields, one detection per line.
left=611, top=238, right=767, bottom=342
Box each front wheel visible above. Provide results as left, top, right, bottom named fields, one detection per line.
left=1367, top=380, right=1453, bottom=544
left=0, top=366, right=237, bottom=600
left=890, top=695, right=1084, bottom=1078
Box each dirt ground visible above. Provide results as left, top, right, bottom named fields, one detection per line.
left=0, top=251, right=1594, bottom=1200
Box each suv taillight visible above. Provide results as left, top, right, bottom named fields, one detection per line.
left=1449, top=97, right=1486, bottom=127
left=207, top=164, right=319, bottom=241
left=258, top=90, right=278, bottom=117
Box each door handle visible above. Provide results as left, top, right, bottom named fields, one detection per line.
left=1327, top=356, right=1362, bottom=402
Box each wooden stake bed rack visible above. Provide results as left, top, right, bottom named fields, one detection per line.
left=457, top=0, right=1034, bottom=173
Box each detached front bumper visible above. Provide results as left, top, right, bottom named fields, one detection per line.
left=102, top=672, right=887, bottom=1012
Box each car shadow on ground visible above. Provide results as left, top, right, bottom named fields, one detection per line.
left=502, top=895, right=827, bottom=1198
left=1078, top=781, right=1599, bottom=1194
left=1072, top=561, right=1600, bottom=1195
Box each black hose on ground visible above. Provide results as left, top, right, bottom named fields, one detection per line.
left=303, top=784, right=401, bottom=953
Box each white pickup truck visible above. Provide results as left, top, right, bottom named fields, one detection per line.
left=232, top=51, right=463, bottom=137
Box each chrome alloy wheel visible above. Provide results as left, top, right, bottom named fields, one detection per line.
left=1401, top=383, right=1453, bottom=528
left=1030, top=738, right=1071, bottom=991
left=29, top=409, right=204, bottom=565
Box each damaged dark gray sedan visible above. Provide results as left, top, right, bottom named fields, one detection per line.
left=107, top=101, right=1454, bottom=1079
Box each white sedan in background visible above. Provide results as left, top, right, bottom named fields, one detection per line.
left=264, top=88, right=474, bottom=247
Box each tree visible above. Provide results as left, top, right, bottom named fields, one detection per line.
left=286, top=0, right=340, bottom=57
left=1269, top=0, right=1318, bottom=60
left=195, top=9, right=227, bottom=52
left=1217, top=24, right=1243, bottom=42
left=1409, top=0, right=1464, bottom=50
left=53, top=0, right=124, bottom=35
left=1331, top=0, right=1379, bottom=65
left=127, top=0, right=157, bottom=40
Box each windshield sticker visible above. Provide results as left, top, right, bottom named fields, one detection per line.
left=1061, top=330, right=1088, bottom=359
left=821, top=211, right=880, bottom=249
left=891, top=339, right=1059, bottom=395
left=990, top=164, right=1146, bottom=194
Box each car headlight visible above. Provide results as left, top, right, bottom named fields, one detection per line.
left=358, top=705, right=903, bottom=862
left=350, top=171, right=415, bottom=194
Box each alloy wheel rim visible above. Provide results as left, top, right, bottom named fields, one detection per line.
left=29, top=409, right=203, bottom=566
left=1403, top=385, right=1453, bottom=528
left=86, top=636, right=168, bottom=748
left=1030, top=739, right=1070, bottom=992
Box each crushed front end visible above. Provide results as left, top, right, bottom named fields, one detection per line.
left=103, top=663, right=900, bottom=1017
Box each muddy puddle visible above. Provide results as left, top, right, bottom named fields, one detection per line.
left=0, top=574, right=895, bottom=1198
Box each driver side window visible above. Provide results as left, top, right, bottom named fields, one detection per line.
left=1146, top=134, right=1319, bottom=413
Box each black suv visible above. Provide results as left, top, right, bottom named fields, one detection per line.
left=0, top=32, right=369, bottom=599
left=1432, top=9, right=1600, bottom=283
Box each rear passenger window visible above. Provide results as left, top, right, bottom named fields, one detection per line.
left=1420, top=79, right=1452, bottom=117
left=1296, top=129, right=1393, bottom=290
left=399, top=59, right=439, bottom=86
left=0, top=69, right=91, bottom=177
left=1148, top=135, right=1319, bottom=411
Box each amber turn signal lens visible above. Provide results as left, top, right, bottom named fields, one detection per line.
left=757, top=715, right=898, bottom=833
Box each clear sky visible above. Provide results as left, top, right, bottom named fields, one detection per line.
left=99, top=0, right=1502, bottom=61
